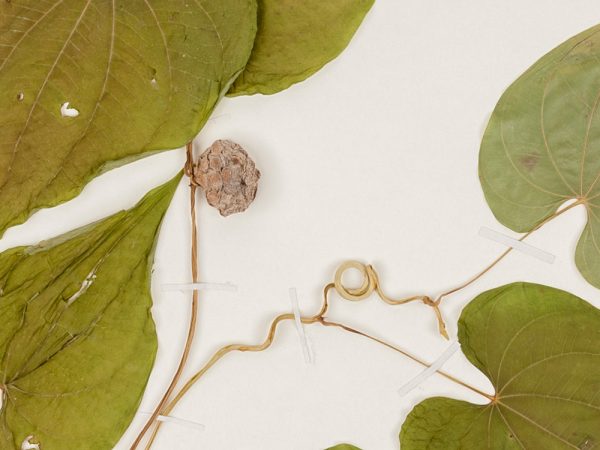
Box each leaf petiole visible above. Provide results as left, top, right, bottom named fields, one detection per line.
left=435, top=198, right=586, bottom=303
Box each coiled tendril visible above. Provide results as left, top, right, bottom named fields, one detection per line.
left=333, top=261, right=448, bottom=339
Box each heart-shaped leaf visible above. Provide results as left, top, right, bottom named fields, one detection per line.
left=227, top=0, right=374, bottom=96
left=479, top=24, right=600, bottom=288
left=400, top=282, right=600, bottom=449
left=0, top=0, right=257, bottom=235
left=0, top=175, right=180, bottom=450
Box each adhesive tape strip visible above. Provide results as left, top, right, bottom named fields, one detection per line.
left=289, top=288, right=313, bottom=364
left=138, top=412, right=205, bottom=431
left=398, top=341, right=460, bottom=397
left=479, top=227, right=555, bottom=264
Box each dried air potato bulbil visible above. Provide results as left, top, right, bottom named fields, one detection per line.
left=193, top=140, right=261, bottom=216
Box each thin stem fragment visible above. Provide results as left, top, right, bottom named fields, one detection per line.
left=318, top=319, right=494, bottom=401
left=131, top=143, right=200, bottom=450
left=436, top=198, right=585, bottom=303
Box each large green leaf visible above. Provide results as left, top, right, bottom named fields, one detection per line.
left=0, top=0, right=257, bottom=235
left=479, top=24, right=600, bottom=288
left=0, top=175, right=180, bottom=450
left=400, top=282, right=600, bottom=449
left=228, top=0, right=374, bottom=96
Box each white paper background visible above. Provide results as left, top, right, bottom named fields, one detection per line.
left=2, top=2, right=600, bottom=449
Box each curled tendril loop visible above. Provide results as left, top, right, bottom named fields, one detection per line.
left=333, top=261, right=449, bottom=339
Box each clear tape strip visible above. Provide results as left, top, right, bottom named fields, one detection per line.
left=398, top=341, right=460, bottom=397
left=138, top=411, right=205, bottom=431
left=289, top=288, right=313, bottom=364
left=479, top=227, right=555, bottom=264
left=162, top=282, right=238, bottom=292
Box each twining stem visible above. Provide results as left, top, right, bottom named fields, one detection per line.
left=142, top=284, right=494, bottom=449
left=317, top=319, right=493, bottom=400
left=334, top=261, right=449, bottom=339
left=435, top=198, right=585, bottom=303
left=139, top=191, right=585, bottom=448
left=131, top=143, right=200, bottom=450
left=331, top=200, right=585, bottom=341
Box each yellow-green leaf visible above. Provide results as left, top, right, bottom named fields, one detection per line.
left=479, top=24, right=600, bottom=288
left=400, top=282, right=600, bottom=449
left=228, top=0, right=374, bottom=96
left=0, top=0, right=257, bottom=235
left=325, top=445, right=362, bottom=450
left=0, top=175, right=180, bottom=450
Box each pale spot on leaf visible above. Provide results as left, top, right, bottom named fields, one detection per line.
left=66, top=269, right=97, bottom=305
left=580, top=437, right=595, bottom=450
left=21, top=436, right=39, bottom=450
left=60, top=102, right=79, bottom=118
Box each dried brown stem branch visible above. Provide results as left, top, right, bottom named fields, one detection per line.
left=131, top=142, right=200, bottom=450
left=435, top=198, right=584, bottom=303
left=142, top=284, right=494, bottom=449
left=136, top=171, right=585, bottom=449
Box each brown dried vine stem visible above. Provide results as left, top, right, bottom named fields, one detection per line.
left=142, top=282, right=494, bottom=449
left=130, top=142, right=200, bottom=450
left=134, top=167, right=586, bottom=448
left=324, top=197, right=583, bottom=340
left=435, top=198, right=585, bottom=303
left=333, top=261, right=449, bottom=339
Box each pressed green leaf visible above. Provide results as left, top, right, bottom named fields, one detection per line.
left=400, top=282, right=600, bottom=450
left=0, top=0, right=257, bottom=235
left=228, top=0, right=374, bottom=96
left=325, top=445, right=362, bottom=450
left=0, top=175, right=180, bottom=450
left=479, top=24, right=600, bottom=288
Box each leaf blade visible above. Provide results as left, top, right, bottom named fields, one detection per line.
left=227, top=0, right=373, bottom=96
left=0, top=175, right=180, bottom=450
left=0, top=0, right=257, bottom=235
left=479, top=24, right=600, bottom=287
left=400, top=283, right=600, bottom=450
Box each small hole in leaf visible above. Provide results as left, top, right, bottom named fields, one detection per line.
left=16, top=92, right=24, bottom=101
left=21, top=436, right=39, bottom=450
left=60, top=102, right=79, bottom=118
